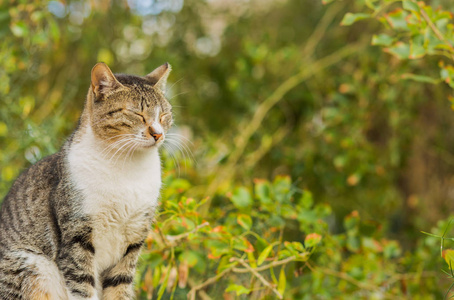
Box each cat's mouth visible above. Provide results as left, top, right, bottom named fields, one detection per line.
left=137, top=136, right=165, bottom=149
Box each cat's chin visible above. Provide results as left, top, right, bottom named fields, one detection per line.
left=137, top=139, right=164, bottom=150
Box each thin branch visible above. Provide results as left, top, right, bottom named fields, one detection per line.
left=244, top=125, right=291, bottom=170
left=232, top=258, right=283, bottom=299
left=232, top=255, right=297, bottom=273
left=384, top=271, right=437, bottom=286
left=187, top=278, right=212, bottom=300
left=165, top=222, right=210, bottom=242
left=305, top=262, right=407, bottom=300
left=187, top=265, right=236, bottom=300
left=305, top=262, right=380, bottom=292
left=301, top=2, right=343, bottom=58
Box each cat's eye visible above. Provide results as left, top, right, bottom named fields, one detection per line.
left=160, top=113, right=171, bottom=124
left=131, top=111, right=146, bottom=123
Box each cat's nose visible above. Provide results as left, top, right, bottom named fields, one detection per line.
left=151, top=133, right=162, bottom=141
left=148, top=126, right=162, bottom=141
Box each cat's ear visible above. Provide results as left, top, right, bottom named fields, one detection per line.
left=145, top=63, right=171, bottom=92
left=91, top=62, right=123, bottom=98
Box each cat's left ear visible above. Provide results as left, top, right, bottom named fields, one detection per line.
left=145, top=62, right=171, bottom=92
left=91, top=62, right=124, bottom=99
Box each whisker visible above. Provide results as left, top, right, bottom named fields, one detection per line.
left=166, top=133, right=194, bottom=145
left=168, top=91, right=190, bottom=101
left=100, top=137, right=137, bottom=160
left=123, top=140, right=141, bottom=169
left=167, top=77, right=185, bottom=91
left=108, top=139, right=137, bottom=164
left=162, top=143, right=180, bottom=176
left=165, top=137, right=197, bottom=165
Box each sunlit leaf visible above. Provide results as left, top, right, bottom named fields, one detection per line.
left=237, top=214, right=252, bottom=230
left=340, top=13, right=370, bottom=26
left=226, top=284, right=251, bottom=296
left=230, top=187, right=253, bottom=209
left=305, top=233, right=322, bottom=248
left=257, top=243, right=275, bottom=266
left=402, top=0, right=420, bottom=12
left=371, top=34, right=394, bottom=46
left=400, top=73, right=440, bottom=84
left=278, top=267, right=287, bottom=296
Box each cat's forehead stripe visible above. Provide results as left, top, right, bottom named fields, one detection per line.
left=155, top=107, right=160, bottom=123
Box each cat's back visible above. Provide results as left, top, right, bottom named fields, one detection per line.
left=0, top=152, right=64, bottom=256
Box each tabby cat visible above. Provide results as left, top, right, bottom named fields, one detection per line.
left=0, top=62, right=173, bottom=299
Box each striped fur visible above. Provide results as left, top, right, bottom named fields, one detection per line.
left=0, top=63, right=173, bottom=299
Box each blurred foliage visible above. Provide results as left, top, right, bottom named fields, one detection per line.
left=2, top=0, right=454, bottom=298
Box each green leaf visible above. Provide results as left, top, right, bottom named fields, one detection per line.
left=254, top=179, right=273, bottom=205
left=444, top=250, right=454, bottom=269
left=230, top=187, right=253, bottom=209
left=384, top=42, right=410, bottom=59
left=409, top=34, right=426, bottom=59
left=278, top=267, right=286, bottom=296
left=365, top=0, right=379, bottom=10
left=440, top=64, right=454, bottom=89
left=402, top=0, right=419, bottom=12
left=226, top=284, right=251, bottom=296
left=179, top=250, right=199, bottom=267
left=298, top=190, right=313, bottom=209
left=385, top=9, right=409, bottom=30
left=247, top=251, right=257, bottom=269
left=237, top=214, right=252, bottom=230
left=206, top=239, right=230, bottom=257
left=371, top=34, right=394, bottom=46
left=232, top=237, right=254, bottom=253
left=157, top=264, right=171, bottom=300
left=400, top=73, right=440, bottom=84
left=257, top=243, right=276, bottom=266
left=340, top=13, right=370, bottom=26
left=273, top=175, right=292, bottom=203
left=305, top=233, right=322, bottom=248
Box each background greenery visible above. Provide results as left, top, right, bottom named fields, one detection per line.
left=2, top=0, right=454, bottom=298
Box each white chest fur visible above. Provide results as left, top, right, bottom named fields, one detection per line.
left=67, top=128, right=161, bottom=275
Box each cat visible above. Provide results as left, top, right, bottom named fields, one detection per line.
left=0, top=62, right=173, bottom=299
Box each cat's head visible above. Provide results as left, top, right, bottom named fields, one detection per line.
left=88, top=62, right=173, bottom=151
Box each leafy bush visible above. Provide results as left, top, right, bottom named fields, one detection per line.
left=134, top=171, right=448, bottom=299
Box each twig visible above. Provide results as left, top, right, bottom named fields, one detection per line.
left=384, top=271, right=437, bottom=286
left=232, top=255, right=297, bottom=273
left=187, top=265, right=236, bottom=300
left=302, top=2, right=343, bottom=58
left=187, top=278, right=212, bottom=300
left=232, top=258, right=283, bottom=299
left=165, top=222, right=210, bottom=242
left=305, top=262, right=380, bottom=292
left=244, top=125, right=291, bottom=170
left=156, top=227, right=171, bottom=248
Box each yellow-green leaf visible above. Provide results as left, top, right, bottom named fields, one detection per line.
left=305, top=233, right=322, bottom=248
left=226, top=284, right=251, bottom=296
left=444, top=249, right=454, bottom=269
left=278, top=267, right=286, bottom=296
left=257, top=244, right=274, bottom=266
left=237, top=214, right=252, bottom=230
left=340, top=13, right=370, bottom=26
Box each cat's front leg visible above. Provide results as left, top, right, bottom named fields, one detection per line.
left=100, top=241, right=143, bottom=300
left=57, top=225, right=99, bottom=300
